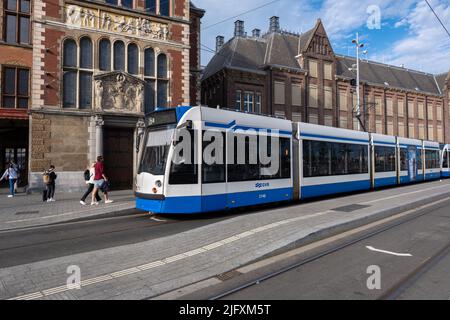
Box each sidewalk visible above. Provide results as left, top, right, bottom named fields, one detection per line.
left=0, top=190, right=136, bottom=231
left=1, top=179, right=449, bottom=300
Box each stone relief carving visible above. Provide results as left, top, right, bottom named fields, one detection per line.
left=65, top=4, right=169, bottom=40
left=94, top=72, right=145, bottom=114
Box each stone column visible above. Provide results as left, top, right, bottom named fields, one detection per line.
left=95, top=116, right=104, bottom=157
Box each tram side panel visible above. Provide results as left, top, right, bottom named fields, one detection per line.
left=297, top=123, right=371, bottom=199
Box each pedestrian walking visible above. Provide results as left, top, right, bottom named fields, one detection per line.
left=91, top=156, right=113, bottom=205
left=80, top=162, right=102, bottom=205
left=0, top=162, right=19, bottom=198
left=43, top=165, right=57, bottom=202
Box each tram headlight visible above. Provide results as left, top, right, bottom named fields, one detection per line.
left=155, top=180, right=162, bottom=188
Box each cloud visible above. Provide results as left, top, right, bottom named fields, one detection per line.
left=380, top=0, right=450, bottom=73
left=195, top=0, right=450, bottom=73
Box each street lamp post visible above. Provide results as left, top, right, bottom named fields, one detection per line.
left=352, top=33, right=364, bottom=131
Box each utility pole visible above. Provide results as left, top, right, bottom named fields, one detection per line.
left=352, top=33, right=365, bottom=131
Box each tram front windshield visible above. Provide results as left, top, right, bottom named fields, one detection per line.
left=139, top=129, right=175, bottom=176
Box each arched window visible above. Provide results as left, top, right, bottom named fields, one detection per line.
left=113, top=40, right=125, bottom=71
left=79, top=37, right=93, bottom=109
left=127, top=43, right=139, bottom=75
left=157, top=54, right=168, bottom=108
left=62, top=37, right=93, bottom=109
left=63, top=39, right=77, bottom=68
left=99, top=39, right=111, bottom=71
left=80, top=37, right=92, bottom=69
left=63, top=39, right=77, bottom=108
left=144, top=48, right=155, bottom=77
left=144, top=48, right=155, bottom=114
left=157, top=53, right=167, bottom=78
left=145, top=0, right=157, bottom=14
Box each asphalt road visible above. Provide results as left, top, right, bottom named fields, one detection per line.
left=190, top=199, right=450, bottom=300
left=0, top=209, right=251, bottom=269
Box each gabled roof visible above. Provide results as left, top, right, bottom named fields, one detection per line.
left=202, top=20, right=446, bottom=96
left=435, top=73, right=448, bottom=93
left=336, top=55, right=442, bottom=95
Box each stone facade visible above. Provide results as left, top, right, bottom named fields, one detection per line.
left=24, top=0, right=203, bottom=192
left=202, top=18, right=450, bottom=144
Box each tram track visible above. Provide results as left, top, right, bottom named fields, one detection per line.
left=207, top=197, right=450, bottom=300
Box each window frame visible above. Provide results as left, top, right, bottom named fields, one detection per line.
left=3, top=0, right=31, bottom=45
left=1, top=65, right=30, bottom=109
left=62, top=37, right=94, bottom=109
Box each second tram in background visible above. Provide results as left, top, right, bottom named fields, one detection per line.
left=135, top=106, right=448, bottom=214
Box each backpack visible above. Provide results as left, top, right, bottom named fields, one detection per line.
left=43, top=173, right=50, bottom=184
left=84, top=170, right=91, bottom=181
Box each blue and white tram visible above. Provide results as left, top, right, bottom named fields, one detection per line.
left=135, top=106, right=293, bottom=214
left=441, top=144, right=450, bottom=178
left=397, top=137, right=423, bottom=184
left=423, top=140, right=441, bottom=180
left=135, top=106, right=446, bottom=214
left=297, top=123, right=371, bottom=198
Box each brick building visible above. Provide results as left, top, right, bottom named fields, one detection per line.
left=0, top=0, right=32, bottom=188
left=202, top=17, right=450, bottom=144
left=0, top=0, right=203, bottom=192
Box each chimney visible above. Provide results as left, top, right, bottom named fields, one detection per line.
left=216, top=36, right=224, bottom=52
left=270, top=16, right=280, bottom=33
left=252, top=28, right=261, bottom=38
left=234, top=20, right=245, bottom=37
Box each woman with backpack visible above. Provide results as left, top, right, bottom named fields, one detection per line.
left=91, top=156, right=113, bottom=205
left=43, top=165, right=57, bottom=202
left=80, top=162, right=102, bottom=205
left=0, top=162, right=19, bottom=198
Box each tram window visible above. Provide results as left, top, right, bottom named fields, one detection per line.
left=279, top=138, right=291, bottom=179
left=400, top=148, right=408, bottom=171
left=139, top=144, right=169, bottom=175
left=202, top=131, right=226, bottom=184
left=227, top=134, right=291, bottom=182
left=425, top=150, right=440, bottom=169
left=374, top=146, right=396, bottom=172
left=417, top=150, right=423, bottom=169
left=347, top=144, right=368, bottom=174
left=303, top=140, right=368, bottom=177
left=228, top=134, right=260, bottom=182
left=169, top=129, right=198, bottom=185
left=444, top=152, right=449, bottom=168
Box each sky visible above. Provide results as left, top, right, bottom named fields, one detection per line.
left=194, top=0, right=450, bottom=75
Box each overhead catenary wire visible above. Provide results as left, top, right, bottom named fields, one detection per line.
left=424, top=0, right=450, bottom=38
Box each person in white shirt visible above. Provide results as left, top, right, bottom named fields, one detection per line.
left=80, top=163, right=102, bottom=205
left=0, top=162, right=18, bottom=198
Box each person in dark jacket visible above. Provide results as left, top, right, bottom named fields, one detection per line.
left=44, top=165, right=57, bottom=202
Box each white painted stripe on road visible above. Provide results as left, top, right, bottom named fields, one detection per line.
left=8, top=191, right=429, bottom=300
left=366, top=246, right=413, bottom=257
left=150, top=217, right=167, bottom=222
left=9, top=292, right=44, bottom=300
left=137, top=261, right=165, bottom=271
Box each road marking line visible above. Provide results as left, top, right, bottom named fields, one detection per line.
left=9, top=292, right=43, bottom=300
left=366, top=246, right=412, bottom=257
left=137, top=261, right=165, bottom=271
left=150, top=217, right=167, bottom=222
left=10, top=189, right=445, bottom=300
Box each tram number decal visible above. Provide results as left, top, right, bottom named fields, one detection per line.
left=259, top=193, right=267, bottom=199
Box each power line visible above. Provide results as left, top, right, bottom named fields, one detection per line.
left=424, top=0, right=450, bottom=37
left=202, top=0, right=282, bottom=31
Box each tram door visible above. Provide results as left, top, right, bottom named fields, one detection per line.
left=201, top=131, right=227, bottom=212
left=408, top=146, right=417, bottom=182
